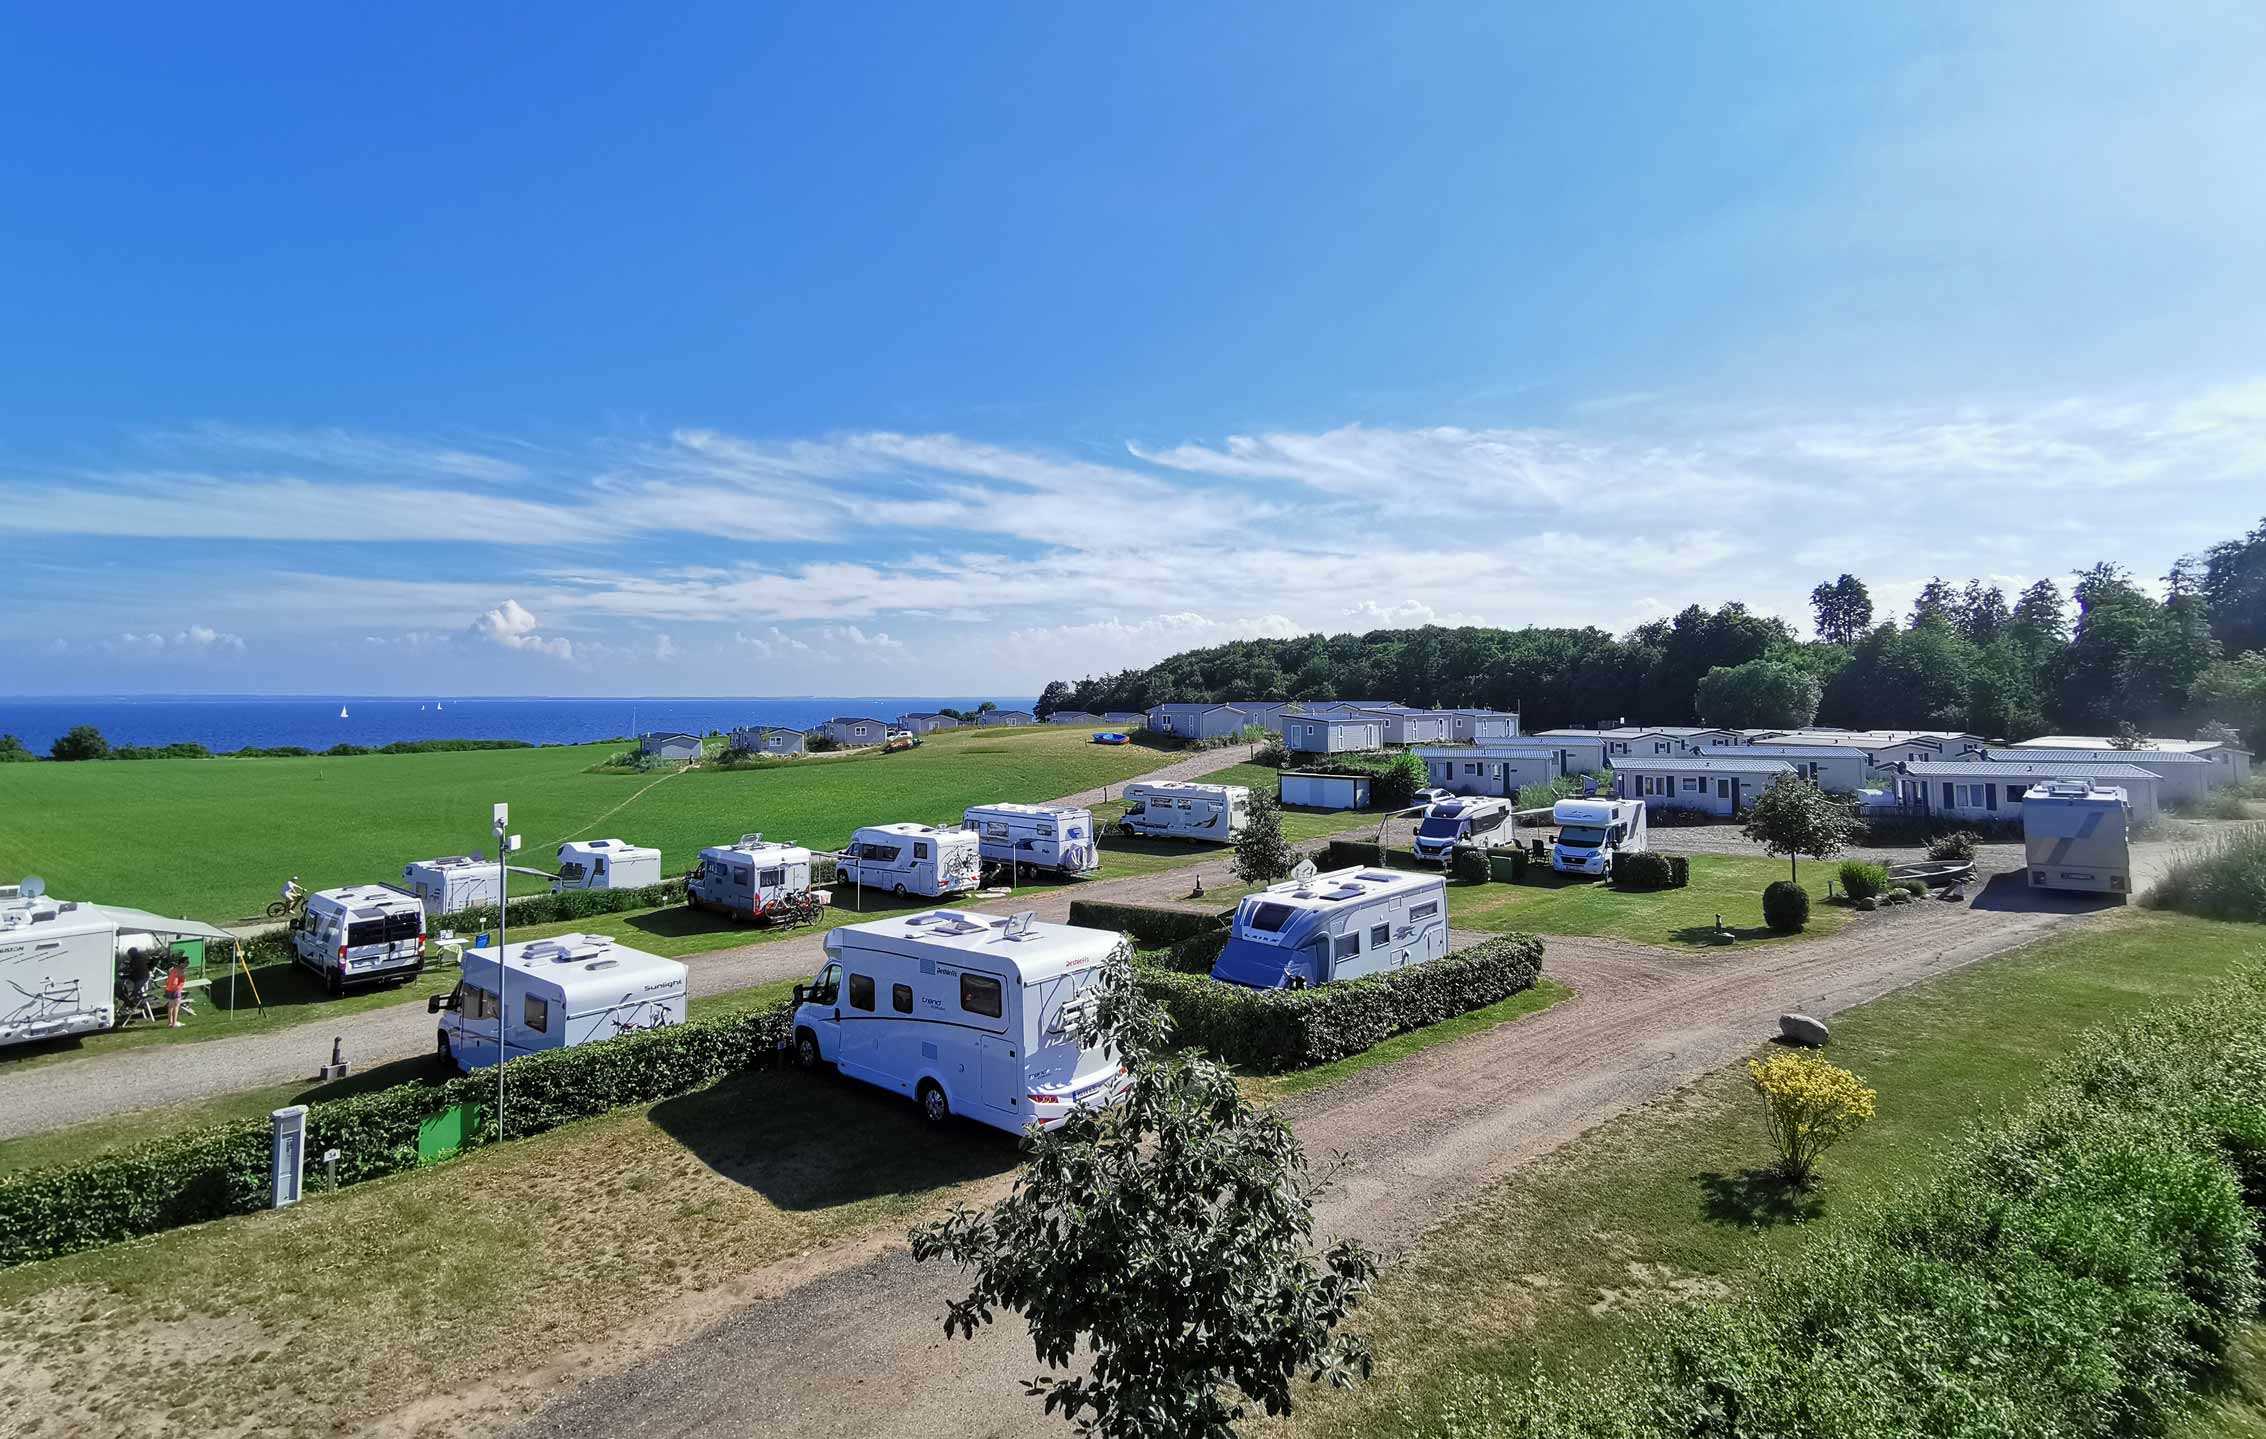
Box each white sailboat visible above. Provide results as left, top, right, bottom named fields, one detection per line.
left=339, top=705, right=350, bottom=719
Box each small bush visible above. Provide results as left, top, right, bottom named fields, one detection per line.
left=1613, top=852, right=1684, bottom=890
left=1927, top=829, right=1981, bottom=862
left=1901, top=879, right=1927, bottom=898
left=2205, top=788, right=2255, bottom=821
left=1748, top=1051, right=1876, bottom=1186
left=435, top=878, right=686, bottom=933
left=1762, top=880, right=1810, bottom=933
left=1836, top=859, right=1891, bottom=901
left=1451, top=848, right=1491, bottom=884
left=2145, top=825, right=2266, bottom=923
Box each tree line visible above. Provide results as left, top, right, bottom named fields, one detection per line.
left=1035, top=516, right=2266, bottom=746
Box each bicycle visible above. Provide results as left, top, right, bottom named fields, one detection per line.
left=266, top=889, right=308, bottom=920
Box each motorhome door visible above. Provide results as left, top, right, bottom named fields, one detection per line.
left=808, top=961, right=843, bottom=1054
left=977, top=1034, right=1018, bottom=1113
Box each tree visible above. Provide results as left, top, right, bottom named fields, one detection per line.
left=1747, top=1051, right=1877, bottom=1188
left=2200, top=517, right=2266, bottom=657
left=1693, top=659, right=1822, bottom=729
left=1955, top=580, right=2009, bottom=645
left=1809, top=574, right=1873, bottom=646
left=2192, top=653, right=2266, bottom=752
left=1232, top=792, right=1297, bottom=886
left=1371, top=752, right=1428, bottom=811
left=1034, top=680, right=1076, bottom=720
left=0, top=733, right=33, bottom=764
left=1739, top=773, right=1857, bottom=882
left=911, top=960, right=1376, bottom=1439
left=2010, top=578, right=2069, bottom=649
left=1909, top=577, right=1960, bottom=629
left=49, top=725, right=108, bottom=762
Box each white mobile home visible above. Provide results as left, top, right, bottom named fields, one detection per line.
left=978, top=709, right=1037, bottom=726
left=1100, top=711, right=1145, bottom=726
left=292, top=883, right=426, bottom=992
left=1611, top=755, right=1794, bottom=816
left=1225, top=701, right=1297, bottom=734
left=1209, top=867, right=1450, bottom=990
left=1361, top=708, right=1456, bottom=745
left=1412, top=796, right=1515, bottom=860
left=820, top=716, right=893, bottom=747
left=964, top=803, right=1100, bottom=876
left=553, top=838, right=662, bottom=892
left=432, top=933, right=687, bottom=1071
left=1279, top=770, right=1372, bottom=811
left=2009, top=735, right=2251, bottom=788
left=1144, top=703, right=1253, bottom=741
left=1702, top=744, right=1879, bottom=795
left=1117, top=782, right=1250, bottom=842
left=1897, top=759, right=2166, bottom=823
left=1446, top=710, right=1522, bottom=743
left=839, top=823, right=982, bottom=897
left=894, top=712, right=958, bottom=734
left=639, top=731, right=701, bottom=762
left=400, top=853, right=502, bottom=919
left=1538, top=726, right=1730, bottom=759
left=793, top=909, right=1131, bottom=1133
left=728, top=725, right=806, bottom=756
left=687, top=835, right=820, bottom=921
left=1284, top=714, right=1386, bottom=754
left=1993, top=744, right=2216, bottom=805
left=2022, top=781, right=2132, bottom=897
left=1412, top=745, right=1564, bottom=799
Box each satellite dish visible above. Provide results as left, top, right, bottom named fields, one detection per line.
left=21, top=876, right=44, bottom=898
left=1290, top=858, right=1318, bottom=881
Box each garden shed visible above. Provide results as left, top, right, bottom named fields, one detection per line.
left=1279, top=770, right=1372, bottom=811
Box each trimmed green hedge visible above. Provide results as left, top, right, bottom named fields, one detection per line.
left=1138, top=933, right=1545, bottom=1073
left=1321, top=840, right=1431, bottom=872
left=1611, top=852, right=1689, bottom=890
left=1452, top=848, right=1491, bottom=884
left=435, top=877, right=689, bottom=934
left=0, top=1003, right=793, bottom=1269
left=1066, top=899, right=1233, bottom=949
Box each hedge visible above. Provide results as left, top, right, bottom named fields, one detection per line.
left=0, top=1002, right=794, bottom=1269
left=1611, top=852, right=1688, bottom=890
left=434, top=877, right=689, bottom=934
left=1066, top=899, right=1233, bottom=949
left=1137, top=933, right=1545, bottom=1073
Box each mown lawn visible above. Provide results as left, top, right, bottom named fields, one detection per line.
left=1292, top=910, right=2266, bottom=1438
left=1447, top=853, right=1853, bottom=946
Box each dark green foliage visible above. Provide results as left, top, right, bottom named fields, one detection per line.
left=1761, top=880, right=1810, bottom=932
left=434, top=878, right=687, bottom=934
left=108, top=741, right=214, bottom=760
left=804, top=732, right=845, bottom=753
left=1279, top=750, right=1426, bottom=809
left=1928, top=829, right=1982, bottom=862
left=1809, top=574, right=1874, bottom=646
left=1612, top=852, right=1686, bottom=890
left=48, top=724, right=108, bottom=761
left=1693, top=659, right=1821, bottom=729
left=2144, top=827, right=2266, bottom=924
left=1452, top=848, right=1491, bottom=884
left=1067, top=900, right=1233, bottom=950
left=1861, top=813, right=2022, bottom=846
left=1322, top=840, right=1431, bottom=872
left=1234, top=792, right=1298, bottom=886
left=0, top=733, right=32, bottom=762
left=231, top=745, right=318, bottom=757
left=1137, top=934, right=1545, bottom=1073
left=1740, top=774, right=1856, bottom=883
left=1836, top=860, right=1891, bottom=901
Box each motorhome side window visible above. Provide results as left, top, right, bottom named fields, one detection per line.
left=465, top=985, right=497, bottom=1021
left=1334, top=933, right=1359, bottom=960
left=732, top=864, right=753, bottom=886
left=1370, top=923, right=1390, bottom=947
left=523, top=994, right=549, bottom=1034
left=849, top=974, right=875, bottom=1011
left=813, top=963, right=841, bottom=1005
left=760, top=867, right=783, bottom=887
left=960, top=973, right=1003, bottom=1019
left=1410, top=901, right=1439, bottom=921
left=913, top=841, right=930, bottom=860
left=892, top=982, right=913, bottom=1013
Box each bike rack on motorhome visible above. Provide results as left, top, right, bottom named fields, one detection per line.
left=686, top=834, right=824, bottom=924
left=964, top=803, right=1101, bottom=877
left=1210, top=866, right=1450, bottom=990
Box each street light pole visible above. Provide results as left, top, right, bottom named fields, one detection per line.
left=494, top=803, right=508, bottom=1143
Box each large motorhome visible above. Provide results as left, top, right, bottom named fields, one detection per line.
left=400, top=853, right=501, bottom=919
left=292, top=883, right=426, bottom=993
left=1116, top=782, right=1250, bottom=844
left=1210, top=866, right=1450, bottom=990
left=1411, top=796, right=1515, bottom=861
left=553, top=838, right=662, bottom=892
left=0, top=886, right=119, bottom=1047
left=1549, top=797, right=1649, bottom=877
left=838, top=824, right=982, bottom=898
left=2022, top=780, right=2132, bottom=898
left=792, top=910, right=1131, bottom=1134
left=964, top=803, right=1101, bottom=876
left=431, top=932, right=687, bottom=1070
left=686, top=835, right=822, bottom=922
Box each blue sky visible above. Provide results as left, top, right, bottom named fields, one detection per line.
left=3, top=2, right=2262, bottom=695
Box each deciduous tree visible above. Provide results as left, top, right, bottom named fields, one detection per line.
left=1232, top=791, right=1298, bottom=886
left=48, top=725, right=108, bottom=762
left=1739, top=773, right=1857, bottom=882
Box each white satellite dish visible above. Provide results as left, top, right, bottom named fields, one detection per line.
left=21, top=876, right=45, bottom=898
left=1290, top=858, right=1318, bottom=882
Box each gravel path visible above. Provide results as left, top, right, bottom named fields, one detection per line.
left=1047, top=740, right=1261, bottom=809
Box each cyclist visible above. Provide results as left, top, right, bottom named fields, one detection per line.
left=279, top=875, right=303, bottom=909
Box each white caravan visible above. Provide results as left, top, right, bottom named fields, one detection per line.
left=793, top=909, right=1131, bottom=1134
left=686, top=835, right=823, bottom=922
left=431, top=932, right=687, bottom=1070
left=553, top=838, right=662, bottom=893
left=1210, top=867, right=1450, bottom=990
left=838, top=824, right=982, bottom=898
left=292, top=883, right=426, bottom=993
left=2022, top=781, right=2133, bottom=898
left=964, top=803, right=1101, bottom=876
left=400, top=853, right=501, bottom=919
left=1411, top=796, right=1516, bottom=861
left=0, top=886, right=118, bottom=1047
left=1550, top=797, right=1649, bottom=877
left=1116, top=782, right=1250, bottom=844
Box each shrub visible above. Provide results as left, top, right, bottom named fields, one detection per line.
left=1252, top=736, right=1287, bottom=768
left=1321, top=839, right=1429, bottom=872
left=1233, top=792, right=1297, bottom=886
left=804, top=733, right=844, bottom=753
left=1612, top=852, right=1686, bottom=890
left=48, top=724, right=108, bottom=761
left=1747, top=1051, right=1876, bottom=1186
left=1928, top=829, right=1982, bottom=862
left=2206, top=788, right=2255, bottom=821
left=109, top=742, right=214, bottom=760
left=1487, top=848, right=1527, bottom=883
left=2145, top=825, right=2266, bottom=923
left=1067, top=900, right=1231, bottom=950
left=0, top=733, right=34, bottom=763
left=1901, top=880, right=1927, bottom=898
left=1762, top=880, right=1810, bottom=933
left=1451, top=848, right=1491, bottom=884
left=1836, top=859, right=1891, bottom=901
left=435, top=878, right=687, bottom=934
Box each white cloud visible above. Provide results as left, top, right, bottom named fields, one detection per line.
left=1346, top=598, right=1485, bottom=628
left=99, top=625, right=245, bottom=656
left=815, top=625, right=903, bottom=652
left=652, top=633, right=676, bottom=662
left=469, top=599, right=573, bottom=660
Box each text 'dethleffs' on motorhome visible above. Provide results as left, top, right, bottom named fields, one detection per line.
left=430, top=932, right=687, bottom=1071
left=792, top=910, right=1131, bottom=1134
left=1549, top=797, right=1649, bottom=877
left=838, top=824, right=982, bottom=898
left=963, top=803, right=1101, bottom=876
left=1209, top=867, right=1450, bottom=990
left=1115, top=782, right=1251, bottom=844
left=2021, top=781, right=2133, bottom=897
left=292, top=884, right=426, bottom=994
left=686, top=835, right=823, bottom=922
left=1411, top=796, right=1516, bottom=861
left=400, top=853, right=502, bottom=919
left=553, top=838, right=662, bottom=893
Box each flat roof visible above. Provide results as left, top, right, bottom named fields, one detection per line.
left=2012, top=734, right=2250, bottom=755
left=462, top=932, right=684, bottom=1006
left=1608, top=755, right=1795, bottom=774
left=1992, top=745, right=2211, bottom=765
left=966, top=801, right=1090, bottom=816
left=1902, top=759, right=2161, bottom=778
left=827, top=909, right=1117, bottom=984
left=1124, top=780, right=1250, bottom=796
left=699, top=837, right=812, bottom=861
left=856, top=822, right=972, bottom=837
left=1246, top=865, right=1445, bottom=913
left=312, top=883, right=418, bottom=907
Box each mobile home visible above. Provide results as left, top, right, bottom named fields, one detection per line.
left=1411, top=745, right=1564, bottom=799
left=2009, top=735, right=2252, bottom=789
left=1611, top=755, right=1793, bottom=816
left=1044, top=710, right=1101, bottom=725
left=1994, top=744, right=2216, bottom=805
left=727, top=725, right=805, bottom=756
left=553, top=838, right=662, bottom=892
left=820, top=716, right=893, bottom=747
left=1363, top=708, right=1456, bottom=746
left=400, top=854, right=501, bottom=919
left=431, top=933, right=687, bottom=1071
left=639, top=731, right=701, bottom=762
left=964, top=803, right=1101, bottom=876
left=2021, top=781, right=2133, bottom=897
left=1412, top=796, right=1516, bottom=860
left=978, top=709, right=1037, bottom=726
left=1116, top=782, right=1250, bottom=843
left=1896, top=759, right=2166, bottom=824
left=894, top=712, right=958, bottom=734
left=687, top=835, right=822, bottom=921
left=839, top=823, right=982, bottom=897
left=1445, top=710, right=1522, bottom=743
left=1701, top=744, right=1879, bottom=795
left=1209, top=867, right=1450, bottom=990
left=1284, top=714, right=1386, bottom=754
left=1549, top=797, right=1649, bottom=877
left=792, top=909, right=1131, bottom=1133
left=292, top=883, right=426, bottom=993
left=1144, top=703, right=1252, bottom=741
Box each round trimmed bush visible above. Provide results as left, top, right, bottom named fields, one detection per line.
left=1613, top=851, right=1676, bottom=890
left=1763, top=880, right=1811, bottom=933
left=1837, top=860, right=1891, bottom=902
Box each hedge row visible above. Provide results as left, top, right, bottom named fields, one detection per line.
left=1066, top=899, right=1232, bottom=949
left=1610, top=852, right=1689, bottom=890
left=1137, top=933, right=1545, bottom=1073
left=0, top=1003, right=794, bottom=1269
left=432, top=877, right=690, bottom=934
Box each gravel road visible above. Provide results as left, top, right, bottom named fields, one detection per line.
left=1046, top=740, right=1261, bottom=809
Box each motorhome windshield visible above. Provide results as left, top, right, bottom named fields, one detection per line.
left=1558, top=826, right=1607, bottom=848
left=1247, top=902, right=1295, bottom=933
left=1417, top=815, right=1466, bottom=839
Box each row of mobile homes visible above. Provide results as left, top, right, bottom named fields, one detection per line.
left=1895, top=759, right=2166, bottom=823
left=1146, top=702, right=1254, bottom=741
left=895, top=712, right=958, bottom=734
left=728, top=725, right=806, bottom=756
left=1279, top=771, right=1372, bottom=811
left=793, top=909, right=1130, bottom=1133
left=1044, top=710, right=1101, bottom=725
left=292, top=883, right=426, bottom=993
left=2009, top=734, right=2252, bottom=788
left=1117, top=782, right=1250, bottom=842
left=639, top=731, right=702, bottom=762
left=1100, top=710, right=1145, bottom=725
left=1209, top=867, right=1450, bottom=990
left=433, top=933, right=687, bottom=1071
left=2022, top=781, right=2132, bottom=897
left=978, top=709, right=1037, bottom=726
left=553, top=839, right=662, bottom=892
left=1451, top=710, right=1522, bottom=743
left=1700, top=744, right=1879, bottom=794
left=688, top=835, right=823, bottom=921
left=1991, top=744, right=2215, bottom=805
left=1549, top=797, right=1649, bottom=876
left=401, top=854, right=501, bottom=919
left=1412, top=745, right=1565, bottom=799
left=840, top=823, right=982, bottom=897
left=964, top=803, right=1100, bottom=875
left=1412, top=796, right=1515, bottom=860
left=1285, top=713, right=1386, bottom=754
left=821, top=716, right=894, bottom=747
left=1612, top=755, right=1794, bottom=816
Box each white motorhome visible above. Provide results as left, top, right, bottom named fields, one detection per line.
left=430, top=932, right=687, bottom=1070
left=1411, top=796, right=1515, bottom=861
left=1210, top=867, right=1450, bottom=990
left=1550, top=797, right=1649, bottom=877
left=0, top=886, right=117, bottom=1047
left=553, top=838, right=662, bottom=892
left=291, top=883, right=426, bottom=993
left=964, top=803, right=1101, bottom=876
left=1116, top=782, right=1250, bottom=844
left=686, top=835, right=822, bottom=923
left=792, top=910, right=1131, bottom=1134
left=400, top=853, right=500, bottom=919
left=2022, top=781, right=2133, bottom=898
left=838, top=823, right=982, bottom=898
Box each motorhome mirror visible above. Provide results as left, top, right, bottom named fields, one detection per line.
left=428, top=994, right=443, bottom=1014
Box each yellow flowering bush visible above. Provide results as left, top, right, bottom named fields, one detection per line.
left=1747, top=1050, right=1877, bottom=1187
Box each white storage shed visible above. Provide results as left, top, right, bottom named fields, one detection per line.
left=1279, top=771, right=1372, bottom=811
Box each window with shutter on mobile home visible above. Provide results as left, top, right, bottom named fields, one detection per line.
left=1370, top=923, right=1390, bottom=947
left=1334, top=933, right=1359, bottom=959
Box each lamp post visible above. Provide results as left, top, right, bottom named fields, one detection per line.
left=491, top=803, right=520, bottom=1141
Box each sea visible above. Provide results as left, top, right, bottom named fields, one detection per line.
left=0, top=696, right=1026, bottom=755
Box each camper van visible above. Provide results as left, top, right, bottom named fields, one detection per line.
left=1411, top=796, right=1516, bottom=861
left=554, top=838, right=662, bottom=893
left=1550, top=797, right=1649, bottom=877
left=1210, top=867, right=1450, bottom=990
left=1116, top=782, right=1251, bottom=844
left=292, top=883, right=426, bottom=993
left=686, top=835, right=823, bottom=923
left=400, top=853, right=500, bottom=919
left=838, top=824, right=982, bottom=898
left=963, top=803, right=1101, bottom=876
left=2022, top=781, right=2133, bottom=897
left=0, top=886, right=119, bottom=1047
left=792, top=909, right=1130, bottom=1134
left=430, top=932, right=687, bottom=1070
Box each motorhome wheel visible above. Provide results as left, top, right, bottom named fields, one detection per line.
left=917, top=1080, right=949, bottom=1124
left=436, top=1030, right=450, bottom=1057
left=893, top=882, right=907, bottom=897
left=795, top=1029, right=822, bottom=1070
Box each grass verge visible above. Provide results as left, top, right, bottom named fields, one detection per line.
left=1444, top=854, right=1852, bottom=947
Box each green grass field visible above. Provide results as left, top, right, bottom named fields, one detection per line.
left=1449, top=854, right=1853, bottom=946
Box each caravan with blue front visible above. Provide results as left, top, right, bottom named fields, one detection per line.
left=1210, top=866, right=1450, bottom=990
